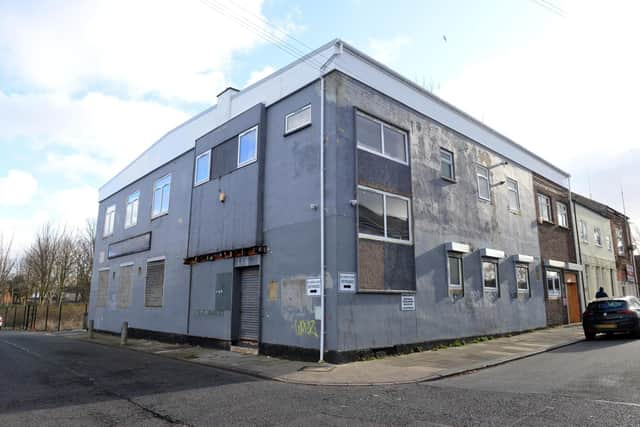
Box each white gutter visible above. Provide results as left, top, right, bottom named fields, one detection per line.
left=568, top=178, right=586, bottom=312
left=319, top=75, right=325, bottom=363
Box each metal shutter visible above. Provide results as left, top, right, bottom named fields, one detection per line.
left=117, top=265, right=133, bottom=309
left=145, top=260, right=165, bottom=308
left=239, top=267, right=260, bottom=341
left=96, top=270, right=109, bottom=307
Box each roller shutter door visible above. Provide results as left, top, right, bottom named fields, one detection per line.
left=239, top=267, right=260, bottom=341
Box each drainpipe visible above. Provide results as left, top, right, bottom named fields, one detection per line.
left=568, top=178, right=586, bottom=312
left=319, top=75, right=326, bottom=363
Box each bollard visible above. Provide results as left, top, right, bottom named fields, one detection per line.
left=120, top=321, right=128, bottom=346
left=88, top=319, right=94, bottom=339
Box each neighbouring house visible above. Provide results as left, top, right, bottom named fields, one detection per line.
left=532, top=174, right=582, bottom=325
left=573, top=194, right=617, bottom=301
left=606, top=207, right=638, bottom=296
left=89, top=39, right=574, bottom=362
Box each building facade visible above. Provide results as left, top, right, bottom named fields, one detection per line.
left=607, top=208, right=638, bottom=296
left=89, top=40, right=574, bottom=361
left=532, top=174, right=582, bottom=325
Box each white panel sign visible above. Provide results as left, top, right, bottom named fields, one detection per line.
left=338, top=272, right=357, bottom=292
left=306, top=276, right=321, bottom=296
left=401, top=294, right=416, bottom=311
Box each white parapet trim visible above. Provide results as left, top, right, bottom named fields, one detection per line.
left=566, top=262, right=584, bottom=272
left=545, top=259, right=566, bottom=269
left=514, top=254, right=535, bottom=263
left=445, top=241, right=472, bottom=254
left=480, top=248, right=505, bottom=259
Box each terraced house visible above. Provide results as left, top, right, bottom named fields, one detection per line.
left=91, top=39, right=593, bottom=362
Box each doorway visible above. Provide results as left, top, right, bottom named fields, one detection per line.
left=564, top=272, right=580, bottom=323
left=237, top=267, right=260, bottom=343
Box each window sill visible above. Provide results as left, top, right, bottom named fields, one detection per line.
left=193, top=178, right=210, bottom=188
left=441, top=176, right=456, bottom=184
left=483, top=287, right=499, bottom=293
left=151, top=212, right=168, bottom=221
left=237, top=158, right=257, bottom=169
left=284, top=122, right=312, bottom=136
left=509, top=209, right=521, bottom=215
left=359, top=234, right=413, bottom=246
left=357, top=289, right=416, bottom=295
left=478, top=197, right=491, bottom=204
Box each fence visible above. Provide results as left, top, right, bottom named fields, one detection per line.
left=1, top=303, right=87, bottom=332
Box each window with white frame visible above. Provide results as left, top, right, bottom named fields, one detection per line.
left=124, top=191, right=139, bottom=229
left=238, top=126, right=258, bottom=167
left=615, top=226, right=625, bottom=255
left=516, top=264, right=530, bottom=293
left=537, top=193, right=552, bottom=222
left=482, top=260, right=499, bottom=293
left=546, top=270, right=561, bottom=298
left=356, top=112, right=408, bottom=164
left=606, top=235, right=612, bottom=251
left=557, top=202, right=568, bottom=227
left=194, top=150, right=211, bottom=185
left=440, top=148, right=455, bottom=181
left=579, top=219, right=588, bottom=242
left=476, top=165, right=490, bottom=201
left=285, top=104, right=311, bottom=134
left=506, top=178, right=520, bottom=212
left=152, top=174, right=171, bottom=218
left=103, top=205, right=115, bottom=237
left=358, top=186, right=411, bottom=243
left=594, top=227, right=602, bottom=246
left=447, top=254, right=463, bottom=288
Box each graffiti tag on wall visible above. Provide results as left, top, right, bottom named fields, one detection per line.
left=293, top=319, right=319, bottom=338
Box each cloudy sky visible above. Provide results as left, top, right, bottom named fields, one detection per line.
left=1, top=0, right=639, bottom=253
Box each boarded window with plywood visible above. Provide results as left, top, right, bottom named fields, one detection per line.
left=358, top=239, right=416, bottom=292
left=117, top=265, right=133, bottom=309
left=145, top=260, right=165, bottom=308
left=96, top=269, right=109, bottom=307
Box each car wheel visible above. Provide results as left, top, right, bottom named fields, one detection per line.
left=585, top=332, right=596, bottom=340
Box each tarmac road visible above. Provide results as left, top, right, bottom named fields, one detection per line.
left=1, top=331, right=639, bottom=426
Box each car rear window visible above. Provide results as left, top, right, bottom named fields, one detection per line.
left=588, top=301, right=628, bottom=311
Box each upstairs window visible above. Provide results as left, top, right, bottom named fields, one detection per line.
left=103, top=205, right=115, bottom=237
left=516, top=264, right=530, bottom=294
left=152, top=174, right=171, bottom=218
left=194, top=150, right=211, bottom=185
left=124, top=191, right=139, bottom=229
left=616, top=226, right=625, bottom=255
left=482, top=260, right=499, bottom=293
left=476, top=165, right=490, bottom=201
left=546, top=270, right=561, bottom=298
left=606, top=235, right=612, bottom=251
left=285, top=105, right=311, bottom=134
left=537, top=193, right=552, bottom=222
left=358, top=186, right=411, bottom=243
left=580, top=220, right=588, bottom=242
left=448, top=255, right=463, bottom=289
left=238, top=126, right=258, bottom=167
left=356, top=112, right=408, bottom=164
left=506, top=178, right=520, bottom=212
left=594, top=227, right=602, bottom=246
left=557, top=202, right=568, bottom=227
left=440, top=148, right=455, bottom=181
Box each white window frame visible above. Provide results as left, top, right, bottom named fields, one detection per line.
left=237, top=126, right=258, bottom=168
left=579, top=220, right=588, bottom=243
left=606, top=235, right=612, bottom=251
left=482, top=259, right=499, bottom=294
left=103, top=204, right=116, bottom=237
left=476, top=165, right=491, bottom=201
left=357, top=185, right=412, bottom=245
left=546, top=270, right=561, bottom=298
left=284, top=104, right=312, bottom=134
left=537, top=193, right=552, bottom=222
left=194, top=150, right=211, bottom=186
left=440, top=147, right=455, bottom=181
left=356, top=111, right=409, bottom=165
left=515, top=263, right=530, bottom=294
left=594, top=227, right=602, bottom=247
left=506, top=178, right=520, bottom=212
left=447, top=254, right=463, bottom=289
left=616, top=226, right=625, bottom=256
left=151, top=174, right=171, bottom=219
left=556, top=202, right=568, bottom=228
left=124, top=191, right=139, bottom=229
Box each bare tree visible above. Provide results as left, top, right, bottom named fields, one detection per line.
left=53, top=231, right=75, bottom=304
left=23, top=223, right=60, bottom=302
left=0, top=234, right=16, bottom=303
left=72, top=218, right=96, bottom=302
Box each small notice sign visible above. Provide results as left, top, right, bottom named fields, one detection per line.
left=306, top=276, right=322, bottom=296
left=339, top=272, right=357, bottom=292
left=401, top=294, right=415, bottom=311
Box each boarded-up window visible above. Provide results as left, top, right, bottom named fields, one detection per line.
left=117, top=265, right=133, bottom=309
left=96, top=270, right=109, bottom=307
left=145, top=260, right=165, bottom=308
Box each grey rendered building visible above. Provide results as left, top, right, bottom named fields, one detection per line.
left=90, top=40, right=572, bottom=362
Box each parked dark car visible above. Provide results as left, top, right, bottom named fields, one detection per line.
left=582, top=296, right=640, bottom=340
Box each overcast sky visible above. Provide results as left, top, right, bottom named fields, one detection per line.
left=1, top=0, right=638, bottom=253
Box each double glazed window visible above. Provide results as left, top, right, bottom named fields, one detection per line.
left=506, top=178, right=520, bottom=212
left=537, top=194, right=552, bottom=222
left=557, top=202, right=568, bottom=227
left=616, top=226, right=625, bottom=255
left=194, top=151, right=211, bottom=185
left=579, top=220, right=588, bottom=242
left=516, top=264, right=530, bottom=293
left=606, top=235, right=612, bottom=251
left=124, top=192, right=139, bottom=229
left=238, top=126, right=258, bottom=167
left=476, top=166, right=490, bottom=201
left=448, top=255, right=463, bottom=288
left=152, top=174, right=171, bottom=218
left=358, top=186, right=411, bottom=243
left=546, top=270, right=561, bottom=297
left=103, top=205, right=115, bottom=237
left=594, top=227, right=602, bottom=246
left=356, top=112, right=408, bottom=164
left=285, top=105, right=311, bottom=134
left=440, top=148, right=455, bottom=180
left=482, top=260, right=499, bottom=292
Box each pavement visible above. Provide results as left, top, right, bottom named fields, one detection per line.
left=60, top=324, right=584, bottom=386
